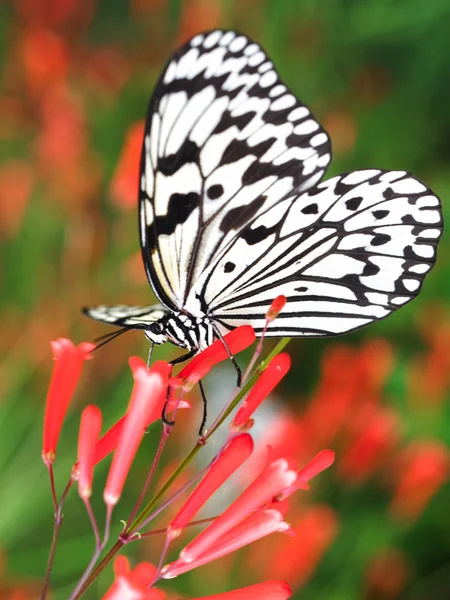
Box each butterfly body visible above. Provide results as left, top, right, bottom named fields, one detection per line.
left=151, top=312, right=215, bottom=351
left=83, top=30, right=443, bottom=353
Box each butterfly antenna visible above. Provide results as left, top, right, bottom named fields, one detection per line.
left=92, top=326, right=133, bottom=352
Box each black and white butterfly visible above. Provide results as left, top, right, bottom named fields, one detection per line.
left=83, top=30, right=443, bottom=358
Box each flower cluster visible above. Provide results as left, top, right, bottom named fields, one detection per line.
left=40, top=299, right=335, bottom=600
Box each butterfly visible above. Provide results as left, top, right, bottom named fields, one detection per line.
left=83, top=30, right=443, bottom=361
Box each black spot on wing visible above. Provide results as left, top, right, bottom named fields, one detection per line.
left=371, top=233, right=391, bottom=246
left=363, top=262, right=381, bottom=276
left=220, top=195, right=266, bottom=233
left=154, top=192, right=200, bottom=235
left=301, top=203, right=319, bottom=215
left=224, top=261, right=235, bottom=273
left=215, top=110, right=257, bottom=134
left=345, top=196, right=363, bottom=211
left=241, top=225, right=272, bottom=245
left=207, top=184, right=224, bottom=199
left=157, top=140, right=200, bottom=176
left=372, top=209, right=389, bottom=220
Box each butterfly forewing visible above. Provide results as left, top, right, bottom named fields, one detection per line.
left=190, top=169, right=442, bottom=336
left=139, top=30, right=332, bottom=312
left=82, top=304, right=169, bottom=328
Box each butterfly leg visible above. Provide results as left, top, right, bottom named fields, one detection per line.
left=212, top=325, right=242, bottom=387
left=161, top=350, right=196, bottom=427
left=198, top=379, right=208, bottom=436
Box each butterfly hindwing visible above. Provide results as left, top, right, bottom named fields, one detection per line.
left=139, top=30, right=332, bottom=312
left=189, top=169, right=442, bottom=336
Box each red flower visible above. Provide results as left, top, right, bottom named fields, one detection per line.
left=390, top=440, right=449, bottom=522
left=168, top=434, right=254, bottom=539
left=161, top=458, right=298, bottom=578
left=339, top=407, right=399, bottom=483
left=266, top=295, right=287, bottom=323
left=178, top=326, right=256, bottom=383
left=103, top=358, right=170, bottom=507
left=102, top=556, right=164, bottom=600
left=162, top=505, right=292, bottom=578
left=187, top=580, right=291, bottom=600
left=279, top=450, right=335, bottom=496
left=77, top=405, right=102, bottom=499
left=42, top=338, right=95, bottom=465
left=110, top=121, right=145, bottom=209
left=232, top=353, right=291, bottom=430
left=72, top=378, right=189, bottom=480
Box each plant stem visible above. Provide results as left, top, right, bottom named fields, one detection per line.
left=40, top=478, right=73, bottom=600
left=70, top=539, right=124, bottom=600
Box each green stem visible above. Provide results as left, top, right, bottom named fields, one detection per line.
left=71, top=539, right=124, bottom=600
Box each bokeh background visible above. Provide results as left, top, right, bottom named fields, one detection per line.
left=1, top=0, right=450, bottom=598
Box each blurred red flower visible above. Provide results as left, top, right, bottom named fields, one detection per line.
left=390, top=440, right=450, bottom=522
left=110, top=121, right=145, bottom=209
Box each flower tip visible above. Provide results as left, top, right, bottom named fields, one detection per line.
left=79, top=342, right=96, bottom=359
left=322, top=449, right=336, bottom=466
left=266, top=295, right=287, bottom=322
left=159, top=563, right=175, bottom=579
left=42, top=450, right=55, bottom=466
left=71, top=462, right=80, bottom=480
left=103, top=490, right=119, bottom=507
left=113, top=555, right=130, bottom=577
left=230, top=418, right=254, bottom=433
left=128, top=355, right=148, bottom=372
left=178, top=547, right=195, bottom=564
left=282, top=581, right=292, bottom=594
left=79, top=484, right=92, bottom=499
left=166, top=525, right=182, bottom=540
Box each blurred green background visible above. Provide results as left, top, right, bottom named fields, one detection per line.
left=0, top=0, right=450, bottom=598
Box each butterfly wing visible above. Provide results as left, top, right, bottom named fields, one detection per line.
left=82, top=304, right=169, bottom=329
left=139, top=30, right=331, bottom=312
left=187, top=169, right=442, bottom=336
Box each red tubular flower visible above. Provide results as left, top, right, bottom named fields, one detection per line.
left=168, top=434, right=254, bottom=539
left=178, top=326, right=256, bottom=382
left=172, top=457, right=298, bottom=566
left=89, top=394, right=188, bottom=470
left=163, top=506, right=292, bottom=578
left=266, top=295, right=287, bottom=323
left=42, top=338, right=95, bottom=466
left=390, top=440, right=449, bottom=522
left=110, top=121, right=145, bottom=209
left=232, top=354, right=291, bottom=430
left=103, top=358, right=169, bottom=507
left=72, top=394, right=189, bottom=479
left=280, top=450, right=335, bottom=496
left=77, top=405, right=102, bottom=499
left=296, top=449, right=335, bottom=487
left=188, top=581, right=291, bottom=600
left=103, top=556, right=164, bottom=600
left=339, top=407, right=399, bottom=483
left=365, top=548, right=409, bottom=600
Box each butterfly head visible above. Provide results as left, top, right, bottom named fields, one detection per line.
left=144, top=320, right=168, bottom=345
